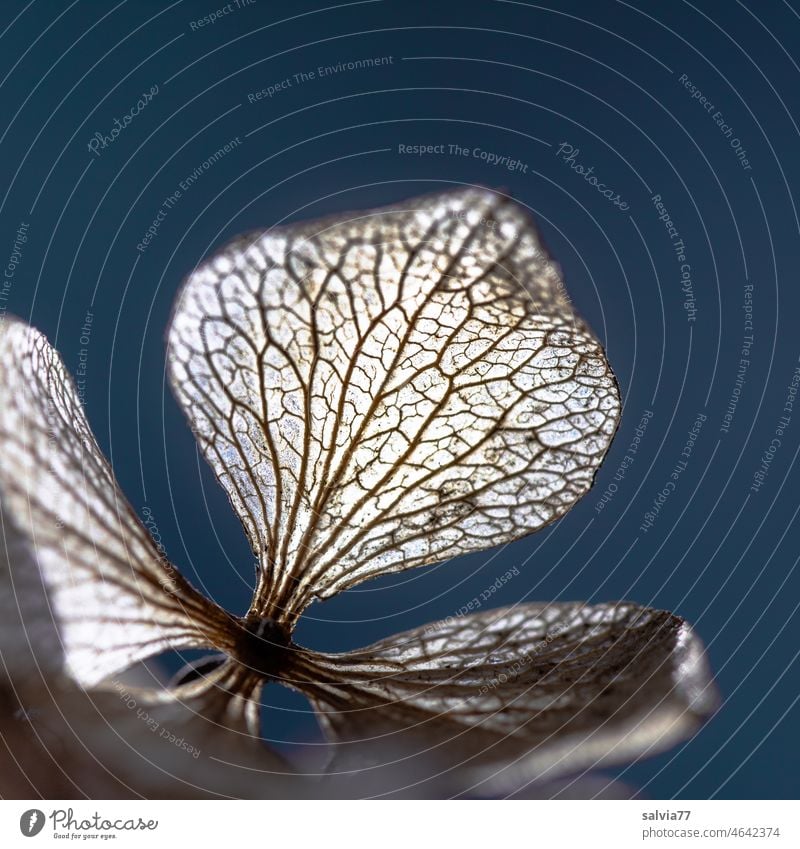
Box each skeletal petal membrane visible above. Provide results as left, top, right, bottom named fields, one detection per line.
left=0, top=318, right=230, bottom=688
left=289, top=602, right=718, bottom=794
left=96, top=658, right=297, bottom=791
left=168, top=188, right=620, bottom=625
left=0, top=453, right=293, bottom=797
left=142, top=658, right=264, bottom=743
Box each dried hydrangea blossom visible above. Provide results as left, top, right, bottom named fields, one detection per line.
left=0, top=188, right=716, bottom=797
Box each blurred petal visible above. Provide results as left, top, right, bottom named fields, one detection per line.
left=0, top=497, right=62, bottom=693
left=168, top=188, right=620, bottom=626
left=0, top=318, right=232, bottom=687
left=289, top=602, right=717, bottom=794
left=0, top=673, right=301, bottom=798
left=507, top=773, right=640, bottom=799
left=0, top=494, right=298, bottom=798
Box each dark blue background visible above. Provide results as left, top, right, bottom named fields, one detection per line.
left=2, top=0, right=798, bottom=799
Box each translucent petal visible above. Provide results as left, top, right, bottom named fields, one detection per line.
left=0, top=318, right=231, bottom=687
left=1, top=666, right=298, bottom=798
left=0, top=496, right=62, bottom=691
left=289, top=602, right=718, bottom=794
left=0, top=496, right=294, bottom=798
left=168, top=188, right=620, bottom=625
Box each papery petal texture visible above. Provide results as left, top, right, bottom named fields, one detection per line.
left=168, top=188, right=620, bottom=624
left=289, top=602, right=717, bottom=793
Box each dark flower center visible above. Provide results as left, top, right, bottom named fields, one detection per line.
left=233, top=615, right=292, bottom=679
